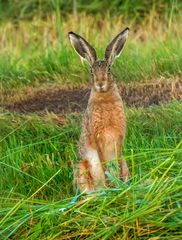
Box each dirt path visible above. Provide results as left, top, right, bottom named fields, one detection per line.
left=1, top=78, right=182, bottom=114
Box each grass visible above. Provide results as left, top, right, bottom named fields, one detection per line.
left=1, top=36, right=182, bottom=90
left=0, top=0, right=181, bottom=21
left=0, top=102, right=182, bottom=239
left=0, top=11, right=182, bottom=90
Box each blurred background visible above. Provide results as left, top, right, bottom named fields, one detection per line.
left=0, top=0, right=182, bottom=89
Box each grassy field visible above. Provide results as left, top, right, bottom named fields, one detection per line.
left=0, top=0, right=182, bottom=239
left=0, top=102, right=182, bottom=239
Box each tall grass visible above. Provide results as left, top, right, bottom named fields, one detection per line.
left=0, top=102, right=182, bottom=238
left=0, top=0, right=181, bottom=21
left=0, top=12, right=182, bottom=90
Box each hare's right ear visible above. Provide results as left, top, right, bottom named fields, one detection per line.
left=68, top=32, right=97, bottom=65
left=105, top=27, right=129, bottom=66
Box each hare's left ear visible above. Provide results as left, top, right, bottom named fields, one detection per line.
left=68, top=32, right=97, bottom=65
left=105, top=27, right=129, bottom=66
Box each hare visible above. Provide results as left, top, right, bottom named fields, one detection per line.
left=68, top=28, right=130, bottom=193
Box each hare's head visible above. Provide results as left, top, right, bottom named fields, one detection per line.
left=68, top=28, right=129, bottom=92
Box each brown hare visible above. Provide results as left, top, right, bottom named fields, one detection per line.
left=68, top=28, right=130, bottom=193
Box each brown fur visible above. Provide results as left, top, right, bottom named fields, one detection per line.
left=76, top=82, right=129, bottom=193
left=74, top=160, right=94, bottom=193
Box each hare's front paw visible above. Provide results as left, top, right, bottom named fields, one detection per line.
left=74, top=160, right=95, bottom=194
left=120, top=160, right=130, bottom=182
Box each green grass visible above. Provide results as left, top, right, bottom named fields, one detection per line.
left=0, top=7, right=182, bottom=91
left=0, top=102, right=182, bottom=239
left=0, top=33, right=182, bottom=90
left=0, top=0, right=181, bottom=21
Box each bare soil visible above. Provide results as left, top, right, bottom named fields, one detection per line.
left=1, top=79, right=182, bottom=114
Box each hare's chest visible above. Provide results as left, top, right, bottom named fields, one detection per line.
left=91, top=102, right=125, bottom=136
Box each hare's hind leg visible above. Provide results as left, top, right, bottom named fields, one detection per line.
left=85, top=148, right=106, bottom=190
left=74, top=148, right=106, bottom=193
left=74, top=160, right=94, bottom=193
